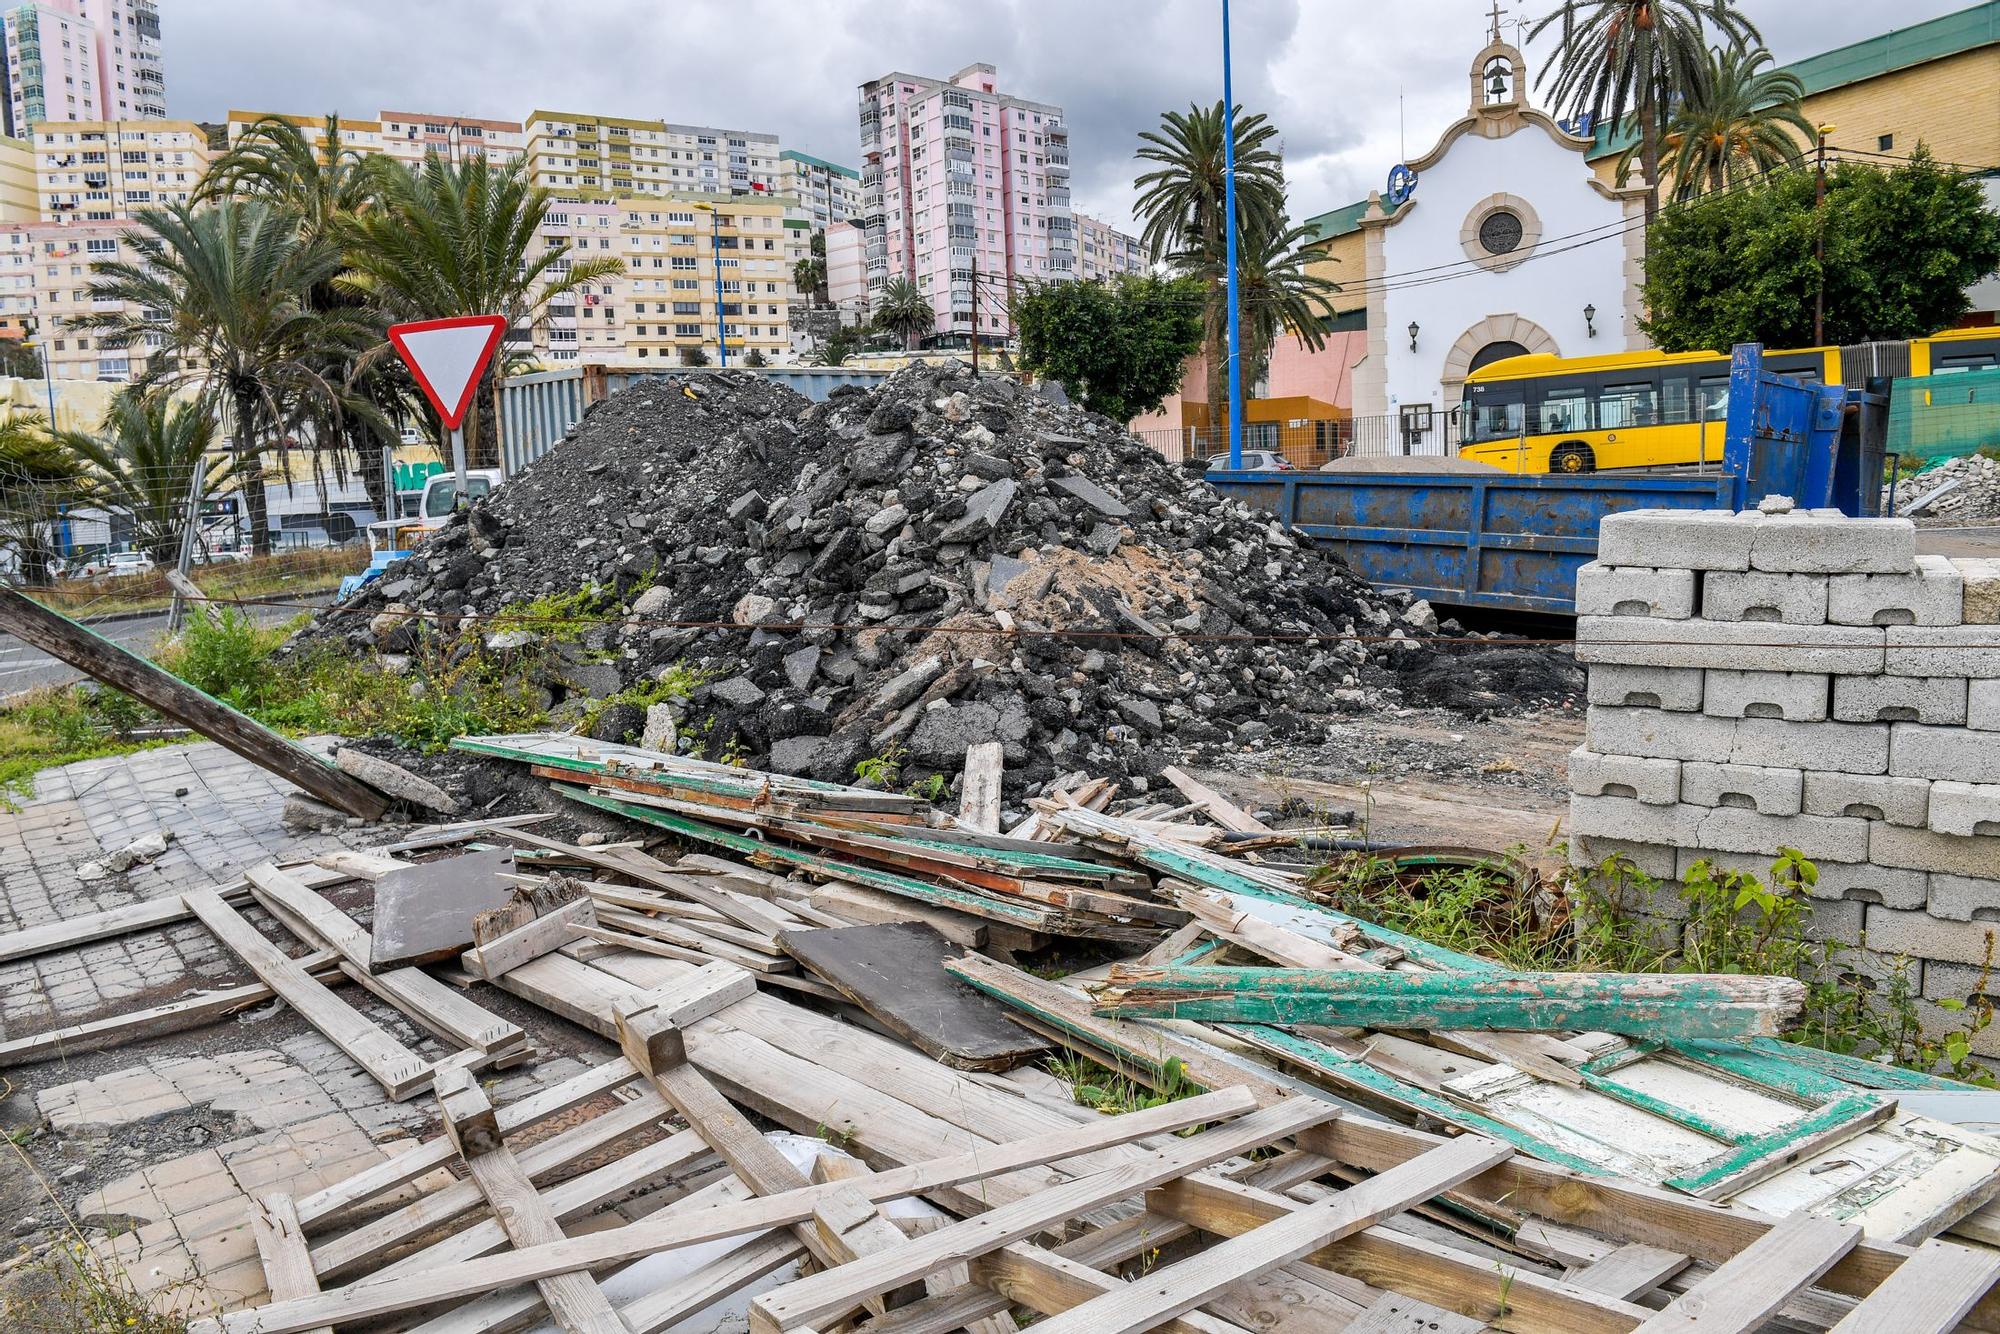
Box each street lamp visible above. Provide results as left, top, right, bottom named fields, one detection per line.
left=1813, top=123, right=1837, bottom=347
left=691, top=200, right=729, bottom=367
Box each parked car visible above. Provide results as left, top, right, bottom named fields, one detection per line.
left=74, top=550, right=155, bottom=578
left=1205, top=450, right=1295, bottom=474
left=199, top=547, right=250, bottom=564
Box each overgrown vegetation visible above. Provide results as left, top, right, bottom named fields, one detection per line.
left=1050, top=1052, right=1206, bottom=1117
left=30, top=547, right=366, bottom=619
left=1306, top=845, right=1997, bottom=1082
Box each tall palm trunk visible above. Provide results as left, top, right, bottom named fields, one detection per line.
left=1640, top=88, right=1662, bottom=222
left=234, top=389, right=272, bottom=555
left=1203, top=282, right=1228, bottom=453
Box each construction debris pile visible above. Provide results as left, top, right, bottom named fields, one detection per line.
left=1885, top=452, right=2000, bottom=521
left=305, top=365, right=1579, bottom=798
left=9, top=736, right=2000, bottom=1334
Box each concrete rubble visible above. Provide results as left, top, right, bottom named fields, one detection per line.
left=1885, top=451, right=2000, bottom=520
left=303, top=363, right=1579, bottom=799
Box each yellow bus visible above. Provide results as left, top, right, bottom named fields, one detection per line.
left=1913, top=326, right=2000, bottom=376
left=1458, top=344, right=1843, bottom=474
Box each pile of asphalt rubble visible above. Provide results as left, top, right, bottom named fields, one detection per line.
left=301, top=363, right=1579, bottom=801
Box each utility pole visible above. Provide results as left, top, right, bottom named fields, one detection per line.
left=1813, top=123, right=1835, bottom=347
left=970, top=252, right=979, bottom=379
left=1220, top=0, right=1245, bottom=470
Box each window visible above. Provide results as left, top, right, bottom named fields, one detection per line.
left=1535, top=381, right=1590, bottom=434
left=1463, top=382, right=1525, bottom=444
left=1478, top=210, right=1524, bottom=255
left=1878, top=133, right=1894, bottom=152
left=675, top=322, right=701, bottom=336
left=1596, top=378, right=1658, bottom=429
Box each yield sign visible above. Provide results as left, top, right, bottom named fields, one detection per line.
left=388, top=315, right=509, bottom=430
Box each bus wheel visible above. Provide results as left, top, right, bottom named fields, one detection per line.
left=1550, top=442, right=1596, bottom=474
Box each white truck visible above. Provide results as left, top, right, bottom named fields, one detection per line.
left=364, top=468, right=502, bottom=556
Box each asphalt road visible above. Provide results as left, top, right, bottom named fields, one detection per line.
left=0, top=593, right=332, bottom=694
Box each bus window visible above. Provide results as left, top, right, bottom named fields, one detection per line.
left=1662, top=373, right=1693, bottom=424
left=1697, top=375, right=1729, bottom=420
left=1535, top=381, right=1591, bottom=434
left=1464, top=382, right=1526, bottom=443
left=1597, top=378, right=1659, bottom=429
left=1765, top=355, right=1823, bottom=382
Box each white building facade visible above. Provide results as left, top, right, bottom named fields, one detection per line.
left=1350, top=38, right=1647, bottom=446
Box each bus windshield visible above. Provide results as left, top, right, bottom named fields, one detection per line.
left=1462, top=381, right=1525, bottom=444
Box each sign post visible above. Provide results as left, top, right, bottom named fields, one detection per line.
left=387, top=315, right=509, bottom=511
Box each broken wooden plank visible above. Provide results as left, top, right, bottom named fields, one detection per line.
left=778, top=922, right=1048, bottom=1071
left=1092, top=965, right=1805, bottom=1041
left=1160, top=766, right=1273, bottom=834
left=433, top=1066, right=626, bottom=1334
left=808, top=881, right=988, bottom=948
left=245, top=1194, right=330, bottom=1334
left=310, top=849, right=406, bottom=881
left=959, top=740, right=1004, bottom=833
left=1568, top=1244, right=1694, bottom=1301
left=972, top=1244, right=1241, bottom=1334
left=1664, top=1092, right=1896, bottom=1201
left=1829, top=1237, right=2000, bottom=1333
left=1343, top=1294, right=1483, bottom=1333
left=0, top=588, right=388, bottom=817
left=184, top=889, right=429, bottom=1100
left=1632, top=1214, right=1860, bottom=1331
left=744, top=1098, right=1336, bottom=1334
left=461, top=896, right=597, bottom=979
left=1029, top=1134, right=1514, bottom=1334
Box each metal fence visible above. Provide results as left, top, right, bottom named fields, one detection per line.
left=1133, top=412, right=1456, bottom=469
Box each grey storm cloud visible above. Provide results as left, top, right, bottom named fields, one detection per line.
left=165, top=0, right=1979, bottom=236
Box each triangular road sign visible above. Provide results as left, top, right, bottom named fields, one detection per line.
left=388, top=315, right=509, bottom=430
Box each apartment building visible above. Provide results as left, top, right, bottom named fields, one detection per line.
left=824, top=218, right=867, bottom=323
left=0, top=132, right=34, bottom=219
left=528, top=192, right=808, bottom=368
left=525, top=111, right=781, bottom=201
left=857, top=63, right=1070, bottom=341
left=36, top=117, right=206, bottom=219
left=1075, top=212, right=1148, bottom=281
left=0, top=216, right=157, bottom=377
left=778, top=149, right=861, bottom=229
left=377, top=111, right=525, bottom=166
left=224, top=110, right=386, bottom=157
left=1, top=0, right=162, bottom=138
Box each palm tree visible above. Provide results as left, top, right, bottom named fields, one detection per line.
left=1133, top=102, right=1288, bottom=434
left=78, top=200, right=379, bottom=553
left=0, top=413, right=81, bottom=584
left=872, top=279, right=934, bottom=351
left=793, top=230, right=829, bottom=305
left=338, top=155, right=623, bottom=467
left=1210, top=222, right=1343, bottom=392
left=56, top=391, right=237, bottom=564
left=1531, top=1, right=1761, bottom=218
left=197, top=114, right=375, bottom=248
left=1644, top=44, right=1812, bottom=197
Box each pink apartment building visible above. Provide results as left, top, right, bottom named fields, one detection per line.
left=2, top=0, right=162, bottom=138
left=857, top=62, right=1071, bottom=341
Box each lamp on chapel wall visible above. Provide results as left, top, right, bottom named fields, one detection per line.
left=1584, top=304, right=1597, bottom=338
left=1407, top=321, right=1420, bottom=351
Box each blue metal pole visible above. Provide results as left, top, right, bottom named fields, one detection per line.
left=1221, top=0, right=1244, bottom=470
left=711, top=210, right=729, bottom=367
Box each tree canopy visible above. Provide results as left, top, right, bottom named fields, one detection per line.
left=1640, top=148, right=2000, bottom=351
left=1011, top=275, right=1205, bottom=424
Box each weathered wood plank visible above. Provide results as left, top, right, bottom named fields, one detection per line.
left=1092, top=964, right=1804, bottom=1040
left=1569, top=1244, right=1694, bottom=1301
left=1343, top=1294, right=1483, bottom=1333
left=0, top=588, right=388, bottom=817
left=1029, top=1135, right=1513, bottom=1334
left=1664, top=1091, right=1895, bottom=1200
left=245, top=1194, right=330, bottom=1334
left=184, top=889, right=429, bottom=1099
left=460, top=896, right=596, bottom=979
left=1632, top=1214, right=1859, bottom=1331
left=972, top=1244, right=1244, bottom=1334
left=1160, top=766, right=1273, bottom=833
left=1829, top=1237, right=2000, bottom=1334
left=959, top=740, right=1005, bottom=833
left=745, top=1098, right=1336, bottom=1334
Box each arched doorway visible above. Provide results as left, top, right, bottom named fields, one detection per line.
left=1468, top=340, right=1530, bottom=374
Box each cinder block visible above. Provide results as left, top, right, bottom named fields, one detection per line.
left=1827, top=555, right=1963, bottom=627
left=1811, top=862, right=1930, bottom=910
left=1926, top=875, right=2000, bottom=923
left=1871, top=823, right=2000, bottom=879
left=1863, top=906, right=2000, bottom=966
left=1748, top=513, right=1917, bottom=575
left=1955, top=557, right=2000, bottom=625
left=1568, top=747, right=1680, bottom=805
left=1915, top=998, right=2000, bottom=1059
left=1929, top=781, right=2000, bottom=838
left=1973, top=679, right=2000, bottom=732
left=1830, top=943, right=1922, bottom=997
left=1703, top=670, right=1830, bottom=721
left=1576, top=618, right=1883, bottom=675
left=1568, top=834, right=1677, bottom=881
left=1730, top=717, right=1889, bottom=775
left=1576, top=796, right=1868, bottom=862
left=1575, top=563, right=1696, bottom=619
left=1922, top=959, right=2000, bottom=1004
left=1569, top=794, right=1703, bottom=846
left=1598, top=509, right=1758, bottom=572
left=1577, top=868, right=1694, bottom=922
left=1586, top=664, right=1703, bottom=711
left=1679, top=761, right=1803, bottom=815
left=1801, top=771, right=1930, bottom=828
left=1584, top=705, right=1736, bottom=762
left=1885, top=625, right=2000, bottom=679
left=1890, top=723, right=2000, bottom=784
left=1701, top=571, right=1828, bottom=625
left=1831, top=674, right=1967, bottom=725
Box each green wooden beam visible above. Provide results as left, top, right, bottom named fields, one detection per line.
left=1742, top=1038, right=1967, bottom=1092
left=1664, top=1091, right=1895, bottom=1199
left=1094, top=966, right=1804, bottom=1041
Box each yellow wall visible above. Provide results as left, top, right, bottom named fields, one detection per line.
left=1305, top=229, right=1367, bottom=317
left=0, top=136, right=34, bottom=222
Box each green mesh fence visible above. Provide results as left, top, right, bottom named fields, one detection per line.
left=1887, top=368, right=2000, bottom=460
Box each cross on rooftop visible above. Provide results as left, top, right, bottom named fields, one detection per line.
left=1487, top=0, right=1506, bottom=43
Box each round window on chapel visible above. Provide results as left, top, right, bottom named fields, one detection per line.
left=1478, top=210, right=1524, bottom=255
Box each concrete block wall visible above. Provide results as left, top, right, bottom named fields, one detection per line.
left=1570, top=507, right=2000, bottom=1052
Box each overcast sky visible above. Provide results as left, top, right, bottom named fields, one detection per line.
left=165, top=0, right=1979, bottom=234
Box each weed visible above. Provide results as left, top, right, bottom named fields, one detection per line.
left=488, top=584, right=619, bottom=644
left=1048, top=1052, right=1204, bottom=1116
left=0, top=687, right=167, bottom=809
left=905, top=772, right=948, bottom=803
left=854, top=743, right=906, bottom=790
left=577, top=663, right=709, bottom=740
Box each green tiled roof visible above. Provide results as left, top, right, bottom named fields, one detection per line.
left=779, top=148, right=861, bottom=179
left=1301, top=198, right=1371, bottom=243
left=1585, top=1, right=2000, bottom=159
